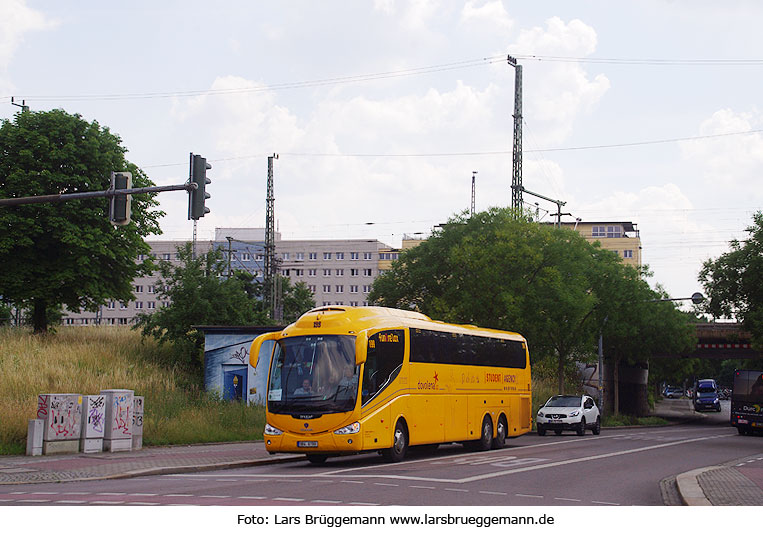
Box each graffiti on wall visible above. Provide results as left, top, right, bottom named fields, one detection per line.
left=47, top=395, right=82, bottom=440
left=87, top=396, right=105, bottom=435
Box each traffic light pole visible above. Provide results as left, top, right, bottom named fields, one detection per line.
left=0, top=183, right=197, bottom=207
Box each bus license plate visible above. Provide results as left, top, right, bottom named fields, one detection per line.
left=297, top=441, right=319, bottom=448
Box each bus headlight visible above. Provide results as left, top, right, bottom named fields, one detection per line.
left=334, top=422, right=360, bottom=435
left=264, top=423, right=283, bottom=436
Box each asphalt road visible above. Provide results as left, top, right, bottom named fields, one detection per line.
left=1, top=400, right=757, bottom=506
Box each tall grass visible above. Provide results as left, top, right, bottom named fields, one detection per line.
left=0, top=327, right=265, bottom=454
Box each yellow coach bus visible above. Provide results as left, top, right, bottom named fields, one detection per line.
left=249, top=306, right=531, bottom=463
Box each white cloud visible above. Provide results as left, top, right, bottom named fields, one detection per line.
left=373, top=0, right=442, bottom=31
left=0, top=0, right=57, bottom=69
left=680, top=108, right=763, bottom=192
left=509, top=17, right=610, bottom=144
left=460, top=0, right=514, bottom=31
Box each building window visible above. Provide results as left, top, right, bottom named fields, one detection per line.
left=255, top=254, right=264, bottom=261
left=379, top=253, right=399, bottom=260
left=336, top=285, right=344, bottom=293
left=335, top=269, right=344, bottom=276
left=175, top=253, right=181, bottom=261
left=135, top=285, right=143, bottom=293
left=363, top=285, right=372, bottom=293
left=363, top=269, right=372, bottom=276
left=296, top=252, right=304, bottom=261
left=351, top=252, right=359, bottom=260
left=147, top=286, right=155, bottom=294
left=308, top=269, right=317, bottom=277
left=350, top=301, right=358, bottom=307
left=323, top=269, right=332, bottom=276
left=162, top=302, right=170, bottom=308
left=623, top=250, right=634, bottom=259
left=607, top=225, right=622, bottom=238
left=323, top=285, right=331, bottom=293
left=107, top=301, right=116, bottom=309
left=308, top=285, right=316, bottom=293
left=119, top=318, right=128, bottom=325
left=309, top=252, right=317, bottom=260
left=295, top=269, right=304, bottom=276
left=350, top=285, right=358, bottom=293
left=335, top=301, right=344, bottom=305
left=135, top=301, right=143, bottom=309
left=282, top=252, right=290, bottom=260
left=336, top=252, right=344, bottom=260
left=162, top=253, right=171, bottom=260
left=137, top=254, right=146, bottom=261
left=241, top=253, right=251, bottom=262
left=350, top=268, right=359, bottom=277
left=323, top=252, right=332, bottom=260
left=363, top=252, right=373, bottom=260
left=283, top=269, right=290, bottom=276
left=120, top=302, right=128, bottom=310
left=147, top=302, right=156, bottom=309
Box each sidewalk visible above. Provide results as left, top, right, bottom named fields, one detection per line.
left=0, top=441, right=301, bottom=485
left=1, top=406, right=761, bottom=505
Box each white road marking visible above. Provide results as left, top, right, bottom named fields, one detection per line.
left=165, top=494, right=193, bottom=497
left=592, top=501, right=620, bottom=506
left=273, top=497, right=304, bottom=502
left=410, top=485, right=436, bottom=489
left=56, top=500, right=86, bottom=504
left=127, top=502, right=160, bottom=506
left=479, top=491, right=507, bottom=496
left=97, top=492, right=126, bottom=496
left=554, top=497, right=581, bottom=502
left=17, top=499, right=50, bottom=503
left=199, top=495, right=229, bottom=499
left=312, top=499, right=342, bottom=504
left=444, top=488, right=469, bottom=492
left=373, top=483, right=399, bottom=487
left=238, top=496, right=267, bottom=500
left=515, top=494, right=543, bottom=499
left=349, top=502, right=380, bottom=506
left=92, top=501, right=122, bottom=504
left=131, top=493, right=158, bottom=496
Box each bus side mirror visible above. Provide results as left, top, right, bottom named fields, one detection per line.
left=250, top=331, right=280, bottom=369
left=355, top=330, right=368, bottom=365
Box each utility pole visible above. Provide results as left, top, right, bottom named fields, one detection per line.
left=10, top=97, right=29, bottom=113
left=264, top=154, right=278, bottom=320
left=507, top=55, right=523, bottom=213
left=511, top=185, right=569, bottom=228
left=470, top=171, right=477, bottom=216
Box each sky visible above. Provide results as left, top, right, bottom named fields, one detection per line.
left=2, top=0, right=763, bottom=304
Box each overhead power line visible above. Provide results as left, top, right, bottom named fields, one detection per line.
left=8, top=53, right=763, bottom=103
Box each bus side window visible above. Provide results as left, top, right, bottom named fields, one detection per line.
left=362, top=330, right=404, bottom=406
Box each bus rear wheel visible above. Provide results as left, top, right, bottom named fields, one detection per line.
left=382, top=420, right=408, bottom=462
left=492, top=415, right=507, bottom=449
left=475, top=416, right=493, bottom=451
left=306, top=454, right=328, bottom=464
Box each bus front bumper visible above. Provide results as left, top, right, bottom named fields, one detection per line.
left=265, top=430, right=364, bottom=455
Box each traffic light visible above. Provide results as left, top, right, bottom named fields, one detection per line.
left=109, top=171, right=132, bottom=225
left=188, top=153, right=211, bottom=220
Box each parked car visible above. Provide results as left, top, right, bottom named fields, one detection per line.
left=663, top=386, right=684, bottom=399
left=693, top=378, right=721, bottom=412
left=536, top=395, right=601, bottom=436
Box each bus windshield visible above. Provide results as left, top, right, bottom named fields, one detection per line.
left=267, top=335, right=359, bottom=414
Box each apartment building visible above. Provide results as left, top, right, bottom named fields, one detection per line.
left=561, top=221, right=642, bottom=268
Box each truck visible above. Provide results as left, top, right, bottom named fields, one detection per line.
left=730, top=369, right=763, bottom=435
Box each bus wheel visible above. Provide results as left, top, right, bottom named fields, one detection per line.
left=476, top=416, right=493, bottom=451
left=307, top=454, right=328, bottom=464
left=492, top=416, right=507, bottom=449
left=737, top=426, right=747, bottom=436
left=382, top=420, right=408, bottom=462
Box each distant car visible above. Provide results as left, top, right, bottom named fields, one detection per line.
left=536, top=394, right=601, bottom=436
left=663, top=386, right=684, bottom=399
left=693, top=379, right=722, bottom=412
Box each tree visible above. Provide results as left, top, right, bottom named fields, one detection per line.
left=699, top=211, right=763, bottom=349
left=0, top=110, right=163, bottom=333
left=232, top=270, right=315, bottom=324
left=134, top=243, right=269, bottom=368
left=281, top=278, right=316, bottom=323
left=371, top=208, right=606, bottom=393
left=370, top=207, right=695, bottom=410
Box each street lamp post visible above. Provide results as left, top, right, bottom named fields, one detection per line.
left=597, top=292, right=704, bottom=417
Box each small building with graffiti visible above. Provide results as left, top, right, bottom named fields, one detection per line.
left=197, top=325, right=283, bottom=403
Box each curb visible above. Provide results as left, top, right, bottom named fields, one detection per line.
left=676, top=466, right=718, bottom=506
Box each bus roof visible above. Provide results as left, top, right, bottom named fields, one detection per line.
left=283, top=305, right=526, bottom=342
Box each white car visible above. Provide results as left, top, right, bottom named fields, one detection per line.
left=536, top=395, right=601, bottom=436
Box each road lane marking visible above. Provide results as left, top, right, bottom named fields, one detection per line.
left=273, top=497, right=304, bottom=502
left=238, top=496, right=267, bottom=500
left=515, top=494, right=543, bottom=499
left=312, top=499, right=342, bottom=504
left=410, top=485, right=436, bottom=490
left=592, top=501, right=620, bottom=506
left=479, top=491, right=507, bottom=496
left=554, top=497, right=581, bottom=502
left=56, top=500, right=86, bottom=504
left=373, top=483, right=399, bottom=487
